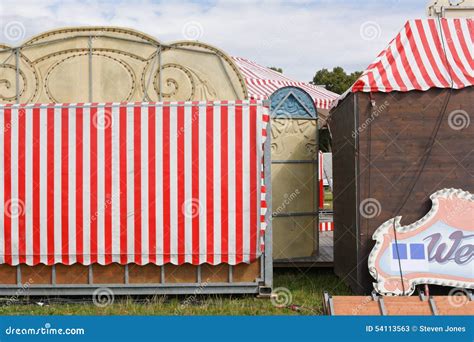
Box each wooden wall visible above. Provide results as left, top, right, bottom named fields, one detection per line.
left=331, top=88, right=474, bottom=294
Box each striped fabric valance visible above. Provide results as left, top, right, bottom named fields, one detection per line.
left=0, top=100, right=269, bottom=266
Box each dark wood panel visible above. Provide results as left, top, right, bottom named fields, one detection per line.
left=0, top=265, right=17, bottom=284
left=56, top=264, right=89, bottom=284
left=331, top=88, right=474, bottom=294
left=128, top=264, right=161, bottom=284
left=92, top=264, right=125, bottom=284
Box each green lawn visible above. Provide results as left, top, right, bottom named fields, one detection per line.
left=0, top=269, right=350, bottom=315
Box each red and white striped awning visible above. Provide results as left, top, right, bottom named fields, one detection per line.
left=233, top=57, right=339, bottom=110
left=352, top=18, right=474, bottom=93
left=0, top=101, right=268, bottom=266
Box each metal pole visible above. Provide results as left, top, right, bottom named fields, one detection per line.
left=88, top=36, right=93, bottom=103
left=263, top=119, right=273, bottom=288
left=15, top=48, right=20, bottom=104
left=158, top=45, right=162, bottom=101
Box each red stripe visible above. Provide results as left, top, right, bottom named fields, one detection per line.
left=394, top=31, right=422, bottom=90
left=32, top=105, right=41, bottom=265
left=249, top=104, right=257, bottom=260
left=177, top=104, right=185, bottom=264
left=18, top=105, right=26, bottom=263
left=427, top=20, right=461, bottom=87
left=90, top=105, right=98, bottom=264
left=104, top=104, right=113, bottom=264
left=133, top=104, right=142, bottom=264
left=119, top=104, right=128, bottom=264
left=384, top=45, right=408, bottom=91
left=148, top=105, right=157, bottom=263
left=61, top=105, right=69, bottom=264
left=405, top=23, right=436, bottom=87
left=191, top=103, right=200, bottom=264
left=235, top=104, right=243, bottom=263
left=206, top=103, right=214, bottom=264
left=162, top=105, right=171, bottom=263
left=441, top=19, right=474, bottom=85
left=415, top=20, right=450, bottom=88
left=4, top=106, right=12, bottom=264
left=454, top=20, right=474, bottom=72
left=375, top=60, right=394, bottom=92
left=47, top=105, right=55, bottom=264
left=220, top=103, right=228, bottom=263
left=76, top=105, right=84, bottom=264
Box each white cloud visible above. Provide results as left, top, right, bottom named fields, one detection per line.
left=0, top=0, right=426, bottom=81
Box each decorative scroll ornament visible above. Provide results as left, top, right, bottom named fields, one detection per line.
left=369, top=188, right=474, bottom=295
left=0, top=27, right=247, bottom=104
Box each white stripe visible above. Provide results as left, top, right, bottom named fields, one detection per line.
left=96, top=107, right=105, bottom=264
left=410, top=21, right=443, bottom=88
left=82, top=107, right=91, bottom=264
left=445, top=20, right=472, bottom=87
left=184, top=105, right=193, bottom=263
left=141, top=106, right=149, bottom=264
left=38, top=108, right=48, bottom=264
left=10, top=108, right=18, bottom=264
left=422, top=20, right=451, bottom=86
left=198, top=104, right=207, bottom=263
left=213, top=105, right=221, bottom=264
left=242, top=104, right=250, bottom=262
left=111, top=105, right=121, bottom=262
left=155, top=105, right=163, bottom=264
left=68, top=107, right=76, bottom=264
left=24, top=107, right=33, bottom=264
left=53, top=107, right=62, bottom=263
left=126, top=105, right=135, bottom=263
left=169, top=105, right=178, bottom=264
left=227, top=103, right=236, bottom=264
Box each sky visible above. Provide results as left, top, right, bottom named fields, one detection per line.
left=0, top=0, right=428, bottom=82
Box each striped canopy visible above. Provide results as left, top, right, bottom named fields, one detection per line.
left=352, top=18, right=474, bottom=93
left=233, top=57, right=338, bottom=110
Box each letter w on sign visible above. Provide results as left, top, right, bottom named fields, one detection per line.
left=369, top=188, right=474, bottom=295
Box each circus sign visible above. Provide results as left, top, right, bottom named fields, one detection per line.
left=369, top=188, right=474, bottom=295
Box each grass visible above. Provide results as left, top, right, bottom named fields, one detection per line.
left=0, top=269, right=351, bottom=315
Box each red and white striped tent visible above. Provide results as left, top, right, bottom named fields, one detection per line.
left=233, top=57, right=339, bottom=110
left=335, top=18, right=473, bottom=105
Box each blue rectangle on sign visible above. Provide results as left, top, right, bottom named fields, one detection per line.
left=410, top=243, right=425, bottom=260
left=392, top=243, right=407, bottom=260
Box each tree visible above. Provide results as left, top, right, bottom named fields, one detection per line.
left=268, top=66, right=283, bottom=73
left=311, top=67, right=362, bottom=95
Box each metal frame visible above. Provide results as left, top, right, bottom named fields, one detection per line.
left=0, top=102, right=273, bottom=296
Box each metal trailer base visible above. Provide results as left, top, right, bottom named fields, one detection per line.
left=0, top=282, right=269, bottom=297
